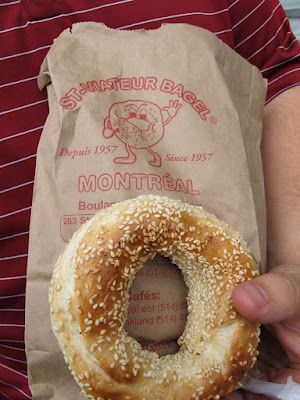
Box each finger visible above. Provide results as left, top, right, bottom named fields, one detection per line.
left=224, top=391, right=267, bottom=400
left=272, top=367, right=300, bottom=384
left=242, top=393, right=269, bottom=400
left=232, top=265, right=300, bottom=324
left=224, top=391, right=244, bottom=399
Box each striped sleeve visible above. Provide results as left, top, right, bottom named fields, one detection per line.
left=229, top=0, right=300, bottom=102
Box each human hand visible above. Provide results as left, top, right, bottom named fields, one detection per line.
left=226, top=265, right=300, bottom=399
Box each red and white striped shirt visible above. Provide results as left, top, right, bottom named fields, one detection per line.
left=0, top=1, right=299, bottom=398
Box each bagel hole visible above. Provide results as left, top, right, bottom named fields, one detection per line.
left=124, top=255, right=188, bottom=356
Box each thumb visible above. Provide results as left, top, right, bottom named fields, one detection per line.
left=232, top=265, right=300, bottom=324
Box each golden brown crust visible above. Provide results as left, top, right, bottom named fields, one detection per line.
left=49, top=195, right=260, bottom=400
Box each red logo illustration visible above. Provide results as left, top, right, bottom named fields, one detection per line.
left=102, top=99, right=182, bottom=167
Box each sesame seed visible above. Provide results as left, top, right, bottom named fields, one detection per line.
left=61, top=195, right=259, bottom=398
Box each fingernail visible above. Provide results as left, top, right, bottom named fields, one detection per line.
left=241, top=282, right=269, bottom=307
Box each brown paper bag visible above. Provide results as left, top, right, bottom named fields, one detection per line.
left=25, top=23, right=267, bottom=399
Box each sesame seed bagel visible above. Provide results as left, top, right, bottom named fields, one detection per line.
left=49, top=195, right=260, bottom=400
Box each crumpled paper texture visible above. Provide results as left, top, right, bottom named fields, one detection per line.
left=26, top=22, right=267, bottom=399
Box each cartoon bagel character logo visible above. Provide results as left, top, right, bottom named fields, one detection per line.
left=102, top=99, right=182, bottom=167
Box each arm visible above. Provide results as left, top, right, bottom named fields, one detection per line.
left=261, top=86, right=300, bottom=269
left=231, top=88, right=300, bottom=392
left=232, top=87, right=300, bottom=323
